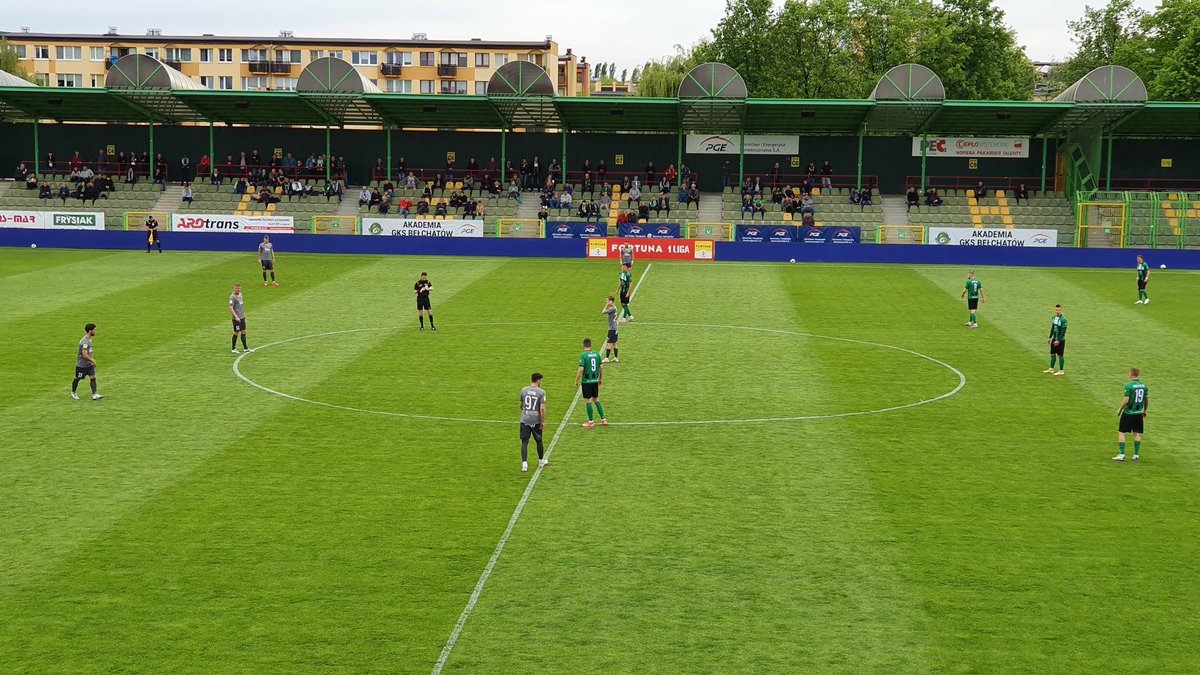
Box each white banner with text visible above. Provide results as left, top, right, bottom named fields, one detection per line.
left=171, top=214, right=295, bottom=233
left=686, top=134, right=799, bottom=155
left=361, top=218, right=484, bottom=238
left=913, top=137, right=1030, bottom=158
left=0, top=210, right=105, bottom=230
left=928, top=227, right=1057, bottom=247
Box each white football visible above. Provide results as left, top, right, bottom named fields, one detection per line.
left=789, top=258, right=796, bottom=263
left=30, top=243, right=36, bottom=249
left=1160, top=263, right=1167, bottom=269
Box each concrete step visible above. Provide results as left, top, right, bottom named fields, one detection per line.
left=696, top=192, right=723, bottom=223
left=152, top=184, right=184, bottom=213
left=880, top=194, right=911, bottom=227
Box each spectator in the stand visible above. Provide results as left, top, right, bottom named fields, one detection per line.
left=582, top=172, right=595, bottom=196
left=179, top=155, right=192, bottom=183
left=638, top=202, right=650, bottom=221
left=278, top=153, right=293, bottom=173
left=1014, top=183, right=1029, bottom=204
left=207, top=167, right=221, bottom=186
left=687, top=184, right=700, bottom=206
left=436, top=200, right=450, bottom=217
left=358, top=187, right=372, bottom=207
left=628, top=184, right=641, bottom=204
left=126, top=156, right=139, bottom=184
left=198, top=154, right=211, bottom=178
left=770, top=162, right=782, bottom=187
left=741, top=194, right=754, bottom=217
left=849, top=188, right=861, bottom=205
left=653, top=194, right=670, bottom=216
left=289, top=178, right=304, bottom=199
left=925, top=187, right=943, bottom=207
left=382, top=179, right=394, bottom=193
left=581, top=159, right=592, bottom=177
left=397, top=156, right=407, bottom=174
left=81, top=181, right=102, bottom=205
left=235, top=177, right=249, bottom=195
left=802, top=211, right=815, bottom=227
left=181, top=183, right=194, bottom=205
left=445, top=157, right=455, bottom=180
left=405, top=172, right=417, bottom=189
left=14, top=162, right=28, bottom=181
left=422, top=182, right=434, bottom=200
left=449, top=190, right=465, bottom=208
left=800, top=177, right=813, bottom=197
left=645, top=161, right=656, bottom=184
left=463, top=196, right=478, bottom=217
left=378, top=198, right=390, bottom=215
left=806, top=162, right=817, bottom=183
left=250, top=149, right=261, bottom=167
left=559, top=189, right=573, bottom=210
left=75, top=165, right=95, bottom=184
left=45, top=152, right=56, bottom=173
left=507, top=178, right=521, bottom=203
left=753, top=194, right=766, bottom=219
left=771, top=185, right=784, bottom=204
left=463, top=171, right=475, bottom=195
left=305, top=154, right=316, bottom=172
left=752, top=176, right=763, bottom=195
left=664, top=163, right=677, bottom=186
left=722, top=160, right=732, bottom=189
left=576, top=200, right=593, bottom=221
left=70, top=151, right=82, bottom=171
left=255, top=187, right=279, bottom=204
left=973, top=180, right=987, bottom=199
left=398, top=197, right=413, bottom=216
left=800, top=194, right=815, bottom=216
left=38, top=182, right=51, bottom=199
left=433, top=173, right=444, bottom=190
left=417, top=199, right=430, bottom=216
left=537, top=205, right=548, bottom=223
left=621, top=175, right=631, bottom=193
left=325, top=179, right=343, bottom=202
left=58, top=183, right=70, bottom=203
left=597, top=158, right=608, bottom=181
left=860, top=186, right=874, bottom=207
left=547, top=158, right=560, bottom=184
left=25, top=171, right=37, bottom=190
left=531, top=155, right=541, bottom=189
left=906, top=186, right=920, bottom=212
left=821, top=160, right=833, bottom=190
left=599, top=191, right=611, bottom=212
left=677, top=181, right=688, bottom=205
left=154, top=166, right=167, bottom=191
left=487, top=156, right=497, bottom=175
left=519, top=159, right=531, bottom=191
left=116, top=151, right=127, bottom=171
left=658, top=175, right=671, bottom=194
left=374, top=159, right=385, bottom=179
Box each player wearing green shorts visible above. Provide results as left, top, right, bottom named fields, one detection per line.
left=617, top=264, right=633, bottom=323
left=1135, top=255, right=1150, bottom=305
left=960, top=271, right=985, bottom=328
left=1113, top=368, right=1148, bottom=461
left=575, top=338, right=607, bottom=428
left=1044, top=304, right=1067, bottom=376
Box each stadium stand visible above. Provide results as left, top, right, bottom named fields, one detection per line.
left=908, top=189, right=1076, bottom=246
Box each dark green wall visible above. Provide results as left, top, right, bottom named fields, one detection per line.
left=2, top=122, right=1193, bottom=193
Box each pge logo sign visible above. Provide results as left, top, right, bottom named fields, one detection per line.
left=699, top=136, right=734, bottom=153
left=627, top=225, right=645, bottom=236
left=655, top=226, right=673, bottom=236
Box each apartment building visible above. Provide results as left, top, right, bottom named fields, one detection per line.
left=0, top=28, right=589, bottom=96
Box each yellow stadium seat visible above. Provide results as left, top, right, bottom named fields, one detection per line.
left=995, top=189, right=1006, bottom=198
left=971, top=215, right=983, bottom=226
left=1168, top=193, right=1179, bottom=201
left=997, top=198, right=1008, bottom=207
left=1187, top=209, right=1197, bottom=219
left=1191, top=201, right=1200, bottom=210
left=783, top=212, right=792, bottom=221
left=240, top=194, right=251, bottom=202
left=1169, top=217, right=1179, bottom=227
left=966, top=189, right=976, bottom=199
left=266, top=203, right=276, bottom=212
left=811, top=188, right=820, bottom=197
left=1003, top=215, right=1014, bottom=226
left=969, top=206, right=980, bottom=215
left=612, top=185, right=621, bottom=194
left=967, top=197, right=978, bottom=207
left=990, top=206, right=1001, bottom=216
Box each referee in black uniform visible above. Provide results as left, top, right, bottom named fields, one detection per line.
left=146, top=215, right=162, bottom=253
left=414, top=272, right=436, bottom=331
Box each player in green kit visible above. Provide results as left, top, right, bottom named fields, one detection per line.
left=574, top=338, right=607, bottom=428
left=960, top=271, right=985, bottom=328
left=617, top=264, right=634, bottom=323
left=1044, top=304, right=1067, bottom=376
left=1113, top=368, right=1148, bottom=461
left=1135, top=255, right=1150, bottom=304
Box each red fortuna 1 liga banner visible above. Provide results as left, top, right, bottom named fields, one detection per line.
left=587, top=237, right=714, bottom=261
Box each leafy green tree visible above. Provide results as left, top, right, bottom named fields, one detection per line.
left=0, top=39, right=36, bottom=83
left=630, top=66, right=641, bottom=83
left=1053, top=0, right=1147, bottom=93
left=1150, top=18, right=1200, bottom=99
left=620, top=68, right=628, bottom=83
left=636, top=43, right=711, bottom=98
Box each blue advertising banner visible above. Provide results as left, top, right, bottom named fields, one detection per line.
left=800, top=226, right=861, bottom=244
left=737, top=224, right=798, bottom=243
left=618, top=223, right=682, bottom=238
left=546, top=221, right=607, bottom=239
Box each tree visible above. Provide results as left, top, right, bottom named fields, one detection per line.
left=620, top=68, right=628, bottom=83
left=1150, top=15, right=1200, bottom=99
left=630, top=66, right=641, bottom=83
left=913, top=0, right=1037, bottom=100
left=0, top=39, right=36, bottom=84
left=706, top=0, right=776, bottom=95
left=1053, top=0, right=1147, bottom=93
left=636, top=43, right=711, bottom=97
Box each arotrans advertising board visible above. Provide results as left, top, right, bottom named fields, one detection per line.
left=928, top=227, right=1057, bottom=247
left=0, top=210, right=105, bottom=230
left=587, top=237, right=714, bottom=261
left=172, top=214, right=294, bottom=233
left=362, top=218, right=483, bottom=237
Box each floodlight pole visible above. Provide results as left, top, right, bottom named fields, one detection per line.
left=32, top=119, right=40, bottom=180
left=386, top=126, right=393, bottom=182
left=1040, top=135, right=1048, bottom=194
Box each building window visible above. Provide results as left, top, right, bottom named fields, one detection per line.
left=55, top=46, right=81, bottom=61
left=419, top=52, right=435, bottom=67
left=218, top=48, right=233, bottom=63
left=420, top=80, right=434, bottom=94
left=241, top=48, right=268, bottom=63
left=34, top=73, right=49, bottom=86
left=90, top=75, right=105, bottom=88
left=57, top=73, right=82, bottom=88
left=242, top=76, right=270, bottom=90
left=386, top=80, right=413, bottom=93
left=309, top=50, right=324, bottom=61
left=274, top=77, right=298, bottom=91
left=386, top=52, right=412, bottom=66
left=89, top=47, right=106, bottom=61
left=219, top=76, right=233, bottom=90
left=474, top=81, right=487, bottom=95
left=328, top=50, right=343, bottom=60
left=475, top=53, right=490, bottom=68
left=144, top=47, right=160, bottom=59
left=440, top=80, right=467, bottom=94
left=9, top=44, right=26, bottom=58
left=166, top=48, right=192, bottom=62
left=440, top=52, right=467, bottom=67
left=199, top=48, right=213, bottom=63
left=199, top=75, right=214, bottom=89
left=34, top=45, right=50, bottom=60
left=277, top=49, right=301, bottom=63
left=351, top=51, right=378, bottom=66
left=495, top=53, right=509, bottom=67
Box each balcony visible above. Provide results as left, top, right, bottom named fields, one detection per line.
left=163, top=59, right=182, bottom=71
left=248, top=61, right=270, bottom=74
left=269, top=61, right=293, bottom=74
left=437, top=64, right=458, bottom=78
left=381, top=63, right=403, bottom=77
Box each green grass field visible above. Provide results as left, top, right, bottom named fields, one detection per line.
left=2, top=247, right=1200, bottom=673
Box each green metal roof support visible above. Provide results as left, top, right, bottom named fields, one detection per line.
left=149, top=122, right=155, bottom=183
left=500, top=127, right=507, bottom=193
left=208, top=122, right=215, bottom=179
left=386, top=126, right=392, bottom=182
left=1040, top=135, right=1048, bottom=194
left=561, top=125, right=567, bottom=191
left=32, top=118, right=40, bottom=180
left=738, top=127, right=745, bottom=193
left=856, top=133, right=864, bottom=191
left=1105, top=134, right=1114, bottom=191
left=920, top=132, right=928, bottom=190
left=676, top=129, right=683, bottom=188
left=325, top=126, right=331, bottom=183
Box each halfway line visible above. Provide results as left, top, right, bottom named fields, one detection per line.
left=430, top=260, right=653, bottom=674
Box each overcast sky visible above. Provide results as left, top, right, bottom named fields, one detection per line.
left=2, top=0, right=1162, bottom=70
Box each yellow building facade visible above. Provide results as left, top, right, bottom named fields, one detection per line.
left=0, top=29, right=588, bottom=96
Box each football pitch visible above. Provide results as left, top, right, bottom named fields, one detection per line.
left=3, top=247, right=1200, bottom=672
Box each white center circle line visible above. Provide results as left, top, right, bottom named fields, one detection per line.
left=233, top=321, right=967, bottom=426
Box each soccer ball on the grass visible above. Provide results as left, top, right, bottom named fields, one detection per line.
left=30, top=243, right=36, bottom=249
left=1161, top=263, right=1167, bottom=269
left=789, top=258, right=796, bottom=263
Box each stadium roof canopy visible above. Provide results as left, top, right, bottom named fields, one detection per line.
left=1, top=59, right=1198, bottom=138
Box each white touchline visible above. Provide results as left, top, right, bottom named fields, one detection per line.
left=429, top=262, right=653, bottom=674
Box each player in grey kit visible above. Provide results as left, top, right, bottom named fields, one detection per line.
left=229, top=283, right=254, bottom=354
left=258, top=235, right=279, bottom=286
left=519, top=372, right=548, bottom=472
left=602, top=296, right=620, bottom=363
left=71, top=322, right=102, bottom=400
